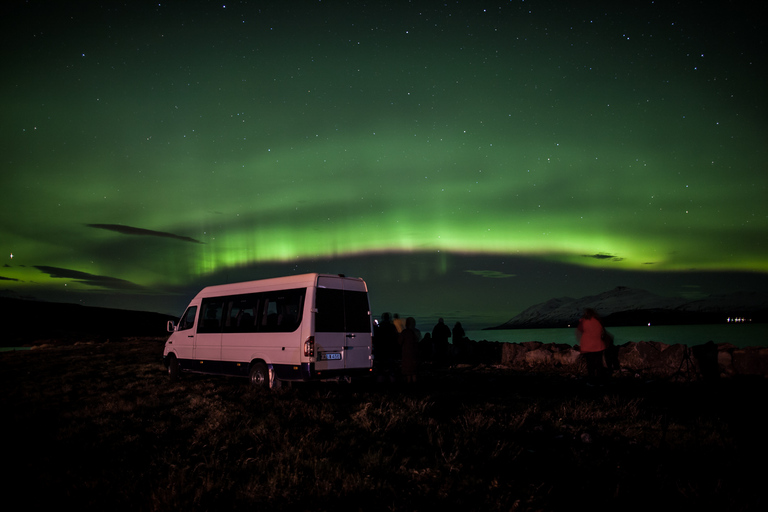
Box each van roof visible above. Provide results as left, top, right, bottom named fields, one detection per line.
left=193, top=273, right=363, bottom=299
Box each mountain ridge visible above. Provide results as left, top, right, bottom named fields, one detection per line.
left=1, top=297, right=176, bottom=346
left=486, top=286, right=768, bottom=330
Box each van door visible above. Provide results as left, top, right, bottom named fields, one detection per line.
left=337, top=279, right=373, bottom=370
left=172, top=305, right=198, bottom=361
left=195, top=297, right=224, bottom=361
left=314, top=277, right=373, bottom=371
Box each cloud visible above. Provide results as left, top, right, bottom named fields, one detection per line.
left=583, top=253, right=624, bottom=262
left=34, top=266, right=145, bottom=290
left=86, top=224, right=203, bottom=244
left=465, top=270, right=516, bottom=279
left=0, top=275, right=20, bottom=281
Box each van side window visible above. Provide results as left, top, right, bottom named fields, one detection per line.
left=225, top=294, right=258, bottom=333
left=259, top=288, right=305, bottom=332
left=179, top=306, right=197, bottom=331
left=198, top=298, right=224, bottom=333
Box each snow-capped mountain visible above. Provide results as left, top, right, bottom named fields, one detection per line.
left=486, top=287, right=768, bottom=329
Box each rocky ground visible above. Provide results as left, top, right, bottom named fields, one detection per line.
left=2, top=337, right=767, bottom=511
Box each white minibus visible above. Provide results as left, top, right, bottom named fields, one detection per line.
left=163, top=273, right=374, bottom=388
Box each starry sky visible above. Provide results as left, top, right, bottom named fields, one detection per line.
left=2, top=1, right=766, bottom=329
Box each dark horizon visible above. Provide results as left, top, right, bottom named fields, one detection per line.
left=5, top=274, right=768, bottom=336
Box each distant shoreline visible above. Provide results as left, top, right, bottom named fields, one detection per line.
left=485, top=310, right=768, bottom=330
left=468, top=324, right=768, bottom=350
left=484, top=320, right=767, bottom=331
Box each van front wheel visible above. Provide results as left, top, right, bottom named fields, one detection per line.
left=249, top=362, right=269, bottom=388
left=167, top=355, right=180, bottom=381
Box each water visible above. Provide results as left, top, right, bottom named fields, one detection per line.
left=465, top=323, right=768, bottom=349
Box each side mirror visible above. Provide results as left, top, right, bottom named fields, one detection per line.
left=167, top=320, right=176, bottom=333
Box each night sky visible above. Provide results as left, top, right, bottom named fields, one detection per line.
left=2, top=1, right=766, bottom=329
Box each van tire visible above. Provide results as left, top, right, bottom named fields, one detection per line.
left=249, top=362, right=269, bottom=388
left=167, top=355, right=180, bottom=381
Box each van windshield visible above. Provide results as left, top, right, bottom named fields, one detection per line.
left=179, top=306, right=197, bottom=331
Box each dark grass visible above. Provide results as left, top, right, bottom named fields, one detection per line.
left=2, top=339, right=766, bottom=511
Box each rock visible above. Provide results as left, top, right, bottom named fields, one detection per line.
left=718, top=350, right=734, bottom=377
left=501, top=342, right=523, bottom=365
left=659, top=343, right=688, bottom=372
left=617, top=343, right=644, bottom=370
left=521, top=341, right=544, bottom=351
left=732, top=347, right=768, bottom=376
left=553, top=346, right=581, bottom=366
left=495, top=339, right=767, bottom=379
left=524, top=348, right=553, bottom=366
left=617, top=341, right=683, bottom=373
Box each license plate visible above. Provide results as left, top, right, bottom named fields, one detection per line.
left=323, top=352, right=341, bottom=360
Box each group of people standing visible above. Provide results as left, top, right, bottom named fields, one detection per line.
left=374, top=308, right=619, bottom=385
left=373, top=313, right=467, bottom=383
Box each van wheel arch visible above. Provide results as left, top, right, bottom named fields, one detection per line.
left=249, top=361, right=269, bottom=388
left=249, top=361, right=285, bottom=390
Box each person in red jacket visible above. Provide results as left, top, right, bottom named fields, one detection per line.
left=575, top=308, right=607, bottom=383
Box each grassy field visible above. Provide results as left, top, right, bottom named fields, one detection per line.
left=2, top=338, right=766, bottom=511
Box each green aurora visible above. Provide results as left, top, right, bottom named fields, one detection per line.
left=1, top=1, right=766, bottom=326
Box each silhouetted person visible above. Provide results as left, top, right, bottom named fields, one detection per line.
left=603, top=328, right=620, bottom=374
left=374, top=312, right=399, bottom=382
left=452, top=321, right=466, bottom=357
left=452, top=321, right=465, bottom=342
left=575, top=308, right=607, bottom=384
left=399, top=317, right=420, bottom=383
left=692, top=341, right=719, bottom=381
left=432, top=317, right=451, bottom=360
left=419, top=332, right=433, bottom=361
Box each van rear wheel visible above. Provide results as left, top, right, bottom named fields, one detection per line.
left=249, top=362, right=269, bottom=388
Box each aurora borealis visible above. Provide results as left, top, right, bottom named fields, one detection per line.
left=2, top=1, right=766, bottom=327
